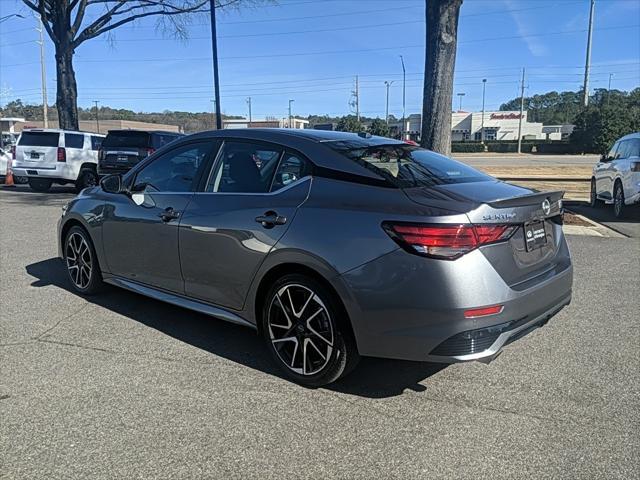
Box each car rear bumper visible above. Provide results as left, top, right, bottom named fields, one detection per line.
left=12, top=162, right=77, bottom=182
left=338, top=238, right=573, bottom=363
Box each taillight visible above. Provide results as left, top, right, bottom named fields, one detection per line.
left=10, top=145, right=15, bottom=160
left=383, top=223, right=517, bottom=260
left=146, top=147, right=155, bottom=156
left=57, top=147, right=66, bottom=162
left=631, top=162, right=640, bottom=172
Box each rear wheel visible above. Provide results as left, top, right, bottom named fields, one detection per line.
left=28, top=178, right=52, bottom=192
left=261, top=274, right=359, bottom=387
left=613, top=181, right=626, bottom=218
left=64, top=226, right=103, bottom=295
left=75, top=168, right=98, bottom=192
left=589, top=178, right=602, bottom=208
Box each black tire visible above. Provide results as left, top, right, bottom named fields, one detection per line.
left=28, top=178, right=52, bottom=192
left=613, top=181, right=626, bottom=218
left=261, top=274, right=360, bottom=387
left=589, top=178, right=602, bottom=208
left=63, top=226, right=104, bottom=295
left=75, top=168, right=99, bottom=193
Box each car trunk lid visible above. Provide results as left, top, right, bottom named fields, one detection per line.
left=405, top=181, right=567, bottom=287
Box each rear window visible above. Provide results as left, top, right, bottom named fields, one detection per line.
left=18, top=132, right=59, bottom=147
left=102, top=131, right=151, bottom=148
left=326, top=143, right=490, bottom=187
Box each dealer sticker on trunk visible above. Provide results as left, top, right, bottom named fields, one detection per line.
left=524, top=220, right=547, bottom=251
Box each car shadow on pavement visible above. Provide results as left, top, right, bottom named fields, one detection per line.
left=26, top=258, right=447, bottom=398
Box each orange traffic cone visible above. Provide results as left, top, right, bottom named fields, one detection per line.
left=4, top=158, right=16, bottom=188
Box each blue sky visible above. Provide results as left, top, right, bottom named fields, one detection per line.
left=0, top=0, right=639, bottom=119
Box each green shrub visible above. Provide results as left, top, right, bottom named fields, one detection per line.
left=451, top=142, right=484, bottom=153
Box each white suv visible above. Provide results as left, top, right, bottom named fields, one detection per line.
left=590, top=132, right=640, bottom=218
left=12, top=129, right=105, bottom=193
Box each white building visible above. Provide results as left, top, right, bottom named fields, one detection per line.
left=390, top=111, right=572, bottom=142
left=223, top=117, right=309, bottom=130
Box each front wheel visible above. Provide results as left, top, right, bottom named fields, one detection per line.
left=64, top=226, right=104, bottom=295
left=613, top=182, right=626, bottom=218
left=261, top=274, right=360, bottom=387
left=75, top=168, right=99, bottom=192
left=28, top=178, right=52, bottom=192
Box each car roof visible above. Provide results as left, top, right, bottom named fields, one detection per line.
left=21, top=128, right=104, bottom=136
left=617, top=132, right=640, bottom=141
left=105, top=129, right=182, bottom=135
left=185, top=128, right=407, bottom=182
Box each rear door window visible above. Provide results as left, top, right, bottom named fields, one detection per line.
left=18, top=132, right=59, bottom=147
left=271, top=153, right=312, bottom=192
left=90, top=136, right=103, bottom=151
left=205, top=141, right=283, bottom=193
left=65, top=133, right=85, bottom=149
left=102, top=132, right=150, bottom=148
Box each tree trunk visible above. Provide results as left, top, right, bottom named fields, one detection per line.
left=421, top=0, right=463, bottom=156
left=55, top=44, right=79, bottom=130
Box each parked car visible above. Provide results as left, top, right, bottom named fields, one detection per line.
left=591, top=132, right=640, bottom=218
left=98, top=130, right=183, bottom=176
left=0, top=147, right=10, bottom=182
left=58, top=129, right=573, bottom=386
left=12, top=129, right=105, bottom=192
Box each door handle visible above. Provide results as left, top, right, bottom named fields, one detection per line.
left=158, top=207, right=180, bottom=222
left=255, top=211, right=287, bottom=228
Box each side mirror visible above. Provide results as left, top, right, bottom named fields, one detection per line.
left=100, top=174, right=124, bottom=194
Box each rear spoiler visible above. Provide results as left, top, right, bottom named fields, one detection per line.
left=487, top=190, right=564, bottom=209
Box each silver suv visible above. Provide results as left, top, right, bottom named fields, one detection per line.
left=590, top=132, right=640, bottom=218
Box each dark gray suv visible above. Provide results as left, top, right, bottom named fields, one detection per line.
left=58, top=129, right=573, bottom=386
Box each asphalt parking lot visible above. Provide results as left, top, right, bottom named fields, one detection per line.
left=1, top=185, right=639, bottom=479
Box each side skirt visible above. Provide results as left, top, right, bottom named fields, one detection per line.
left=103, top=276, right=257, bottom=330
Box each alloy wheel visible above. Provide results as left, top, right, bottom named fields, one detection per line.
left=267, top=284, right=334, bottom=376
left=614, top=185, right=624, bottom=217
left=65, top=232, right=92, bottom=290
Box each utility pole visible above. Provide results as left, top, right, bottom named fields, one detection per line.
left=607, top=73, right=613, bottom=107
left=35, top=14, right=48, bottom=128
left=480, top=79, right=487, bottom=143
left=456, top=92, right=466, bottom=111
left=517, top=68, right=526, bottom=154
left=349, top=76, right=360, bottom=121
left=208, top=0, right=222, bottom=129
left=384, top=81, right=394, bottom=125
left=246, top=97, right=252, bottom=125
left=582, top=0, right=595, bottom=107
left=93, top=100, right=100, bottom=133
left=400, top=55, right=406, bottom=140
left=288, top=99, right=294, bottom=128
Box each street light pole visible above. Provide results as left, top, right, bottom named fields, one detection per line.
left=246, top=96, right=252, bottom=125
left=481, top=79, right=487, bottom=143
left=399, top=55, right=406, bottom=140
left=607, top=73, right=613, bottom=107
left=384, top=81, right=394, bottom=125
left=456, top=92, right=465, bottom=111
left=517, top=68, right=526, bottom=154
left=35, top=14, right=48, bottom=128
left=208, top=0, right=222, bottom=129
left=93, top=100, right=100, bottom=133
left=582, top=0, right=595, bottom=107
left=288, top=99, right=294, bottom=128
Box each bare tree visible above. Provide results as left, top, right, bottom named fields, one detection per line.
left=420, top=0, right=463, bottom=156
left=21, top=1, right=243, bottom=130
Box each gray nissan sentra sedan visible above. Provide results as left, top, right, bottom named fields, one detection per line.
left=58, top=129, right=573, bottom=386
